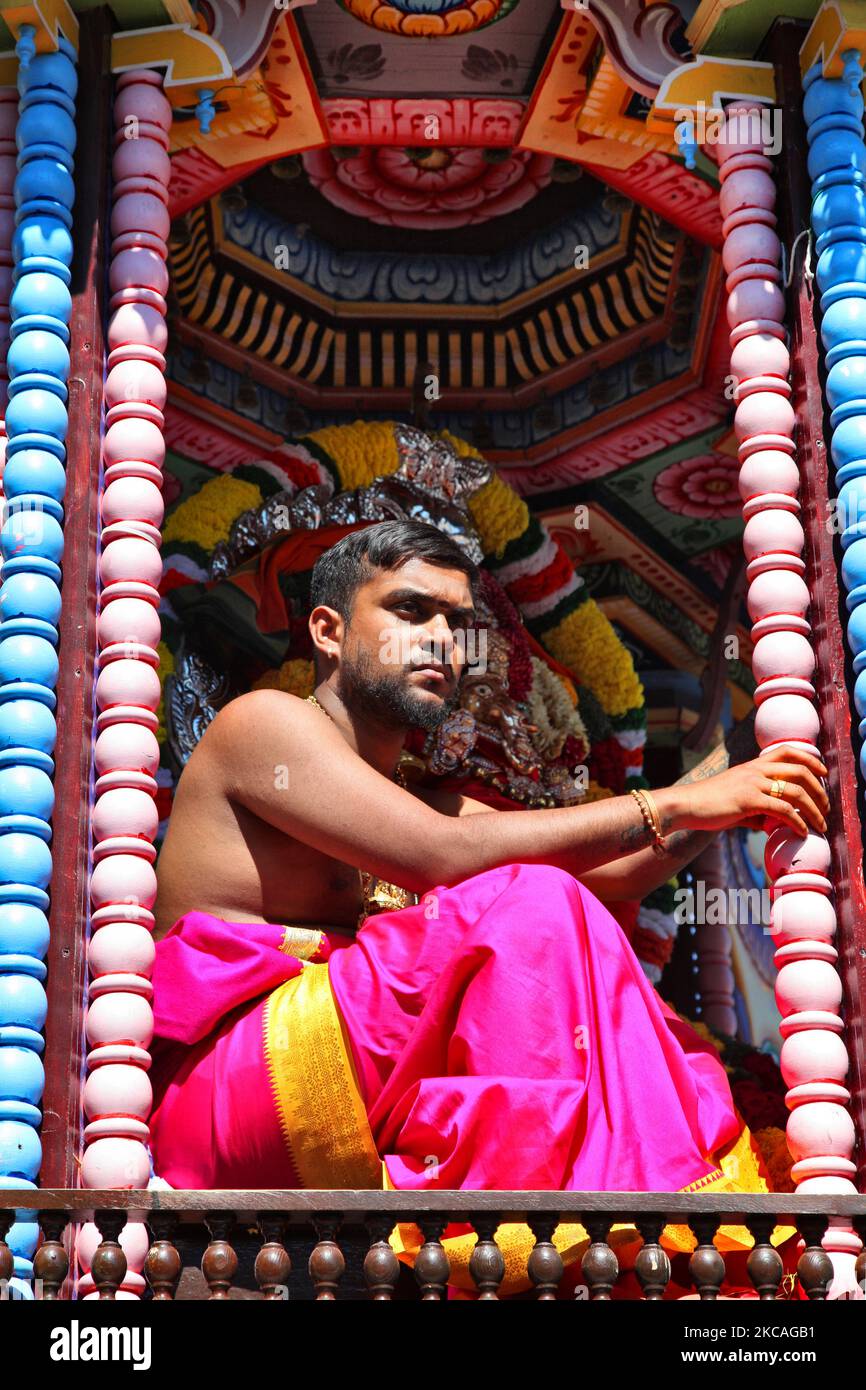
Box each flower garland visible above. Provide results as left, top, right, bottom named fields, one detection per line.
left=528, top=657, right=589, bottom=763
left=543, top=601, right=644, bottom=722
left=304, top=420, right=398, bottom=489
left=162, top=473, right=262, bottom=552
left=155, top=640, right=174, bottom=745
left=252, top=657, right=315, bottom=698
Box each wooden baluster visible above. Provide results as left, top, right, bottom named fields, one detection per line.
left=91, top=1211, right=127, bottom=1300
left=414, top=1218, right=450, bottom=1301
left=797, top=1216, right=833, bottom=1301
left=34, top=1212, right=69, bottom=1300
left=202, top=1213, right=238, bottom=1300
left=527, top=1217, right=564, bottom=1300
left=469, top=1216, right=505, bottom=1300
left=746, top=1215, right=783, bottom=1300
left=582, top=1215, right=619, bottom=1301
left=688, top=1213, right=725, bottom=1300
left=145, top=1212, right=182, bottom=1301
left=635, top=1216, right=671, bottom=1301
left=309, top=1214, right=345, bottom=1300
left=0, top=1212, right=13, bottom=1292
left=364, top=1215, right=400, bottom=1301
left=256, top=1217, right=291, bottom=1300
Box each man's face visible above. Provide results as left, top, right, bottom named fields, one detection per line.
left=336, top=556, right=477, bottom=731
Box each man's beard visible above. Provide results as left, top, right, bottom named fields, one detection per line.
left=337, top=644, right=455, bottom=732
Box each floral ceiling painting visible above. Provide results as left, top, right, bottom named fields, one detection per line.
left=336, top=0, right=521, bottom=38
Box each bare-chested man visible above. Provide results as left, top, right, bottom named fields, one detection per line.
left=149, top=519, right=827, bottom=1206
left=155, top=521, right=826, bottom=938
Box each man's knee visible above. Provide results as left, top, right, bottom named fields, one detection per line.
left=457, top=862, right=583, bottom=949
left=510, top=861, right=581, bottom=896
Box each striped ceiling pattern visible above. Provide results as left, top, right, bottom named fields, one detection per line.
left=169, top=195, right=681, bottom=403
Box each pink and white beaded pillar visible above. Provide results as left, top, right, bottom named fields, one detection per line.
left=719, top=103, right=862, bottom=1297
left=78, top=69, right=171, bottom=1301
left=0, top=89, right=16, bottom=502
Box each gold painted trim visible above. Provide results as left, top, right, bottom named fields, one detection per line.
left=111, top=22, right=232, bottom=88
left=263, top=962, right=382, bottom=1190
left=278, top=925, right=326, bottom=961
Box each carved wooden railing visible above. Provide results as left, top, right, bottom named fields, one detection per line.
left=2, top=1191, right=866, bottom=1301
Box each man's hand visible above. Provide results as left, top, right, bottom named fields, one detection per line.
left=674, top=744, right=828, bottom=838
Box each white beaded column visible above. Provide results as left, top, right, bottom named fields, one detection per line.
left=77, top=69, right=171, bottom=1301
left=719, top=103, right=861, bottom=1297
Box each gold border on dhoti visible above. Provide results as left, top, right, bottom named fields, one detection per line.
left=263, top=961, right=382, bottom=1190
left=277, top=924, right=326, bottom=961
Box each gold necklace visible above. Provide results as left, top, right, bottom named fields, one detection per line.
left=306, top=693, right=418, bottom=925
left=306, top=693, right=409, bottom=787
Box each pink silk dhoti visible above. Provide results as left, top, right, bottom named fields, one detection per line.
left=150, top=863, right=780, bottom=1291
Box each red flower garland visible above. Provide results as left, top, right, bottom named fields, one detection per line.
left=506, top=546, right=576, bottom=608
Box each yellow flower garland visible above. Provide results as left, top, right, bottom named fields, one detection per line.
left=544, top=599, right=644, bottom=719
left=155, top=640, right=175, bottom=745
left=467, top=473, right=530, bottom=559
left=308, top=421, right=399, bottom=489
left=162, top=475, right=262, bottom=552
left=252, top=658, right=315, bottom=698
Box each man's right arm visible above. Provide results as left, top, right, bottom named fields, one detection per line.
left=215, top=691, right=828, bottom=895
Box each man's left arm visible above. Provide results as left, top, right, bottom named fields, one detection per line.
left=436, top=714, right=757, bottom=903
left=578, top=741, right=731, bottom=900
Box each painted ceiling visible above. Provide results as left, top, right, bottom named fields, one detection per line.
left=0, top=0, right=833, bottom=718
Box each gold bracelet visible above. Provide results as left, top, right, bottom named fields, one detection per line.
left=630, top=788, right=668, bottom=859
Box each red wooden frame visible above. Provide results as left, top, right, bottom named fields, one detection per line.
left=32, top=12, right=866, bottom=1192
left=39, top=8, right=112, bottom=1187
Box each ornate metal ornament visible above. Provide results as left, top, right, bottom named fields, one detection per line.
left=209, top=430, right=489, bottom=581
left=393, top=423, right=492, bottom=501
left=210, top=484, right=330, bottom=579
left=166, top=648, right=232, bottom=767
left=423, top=578, right=582, bottom=807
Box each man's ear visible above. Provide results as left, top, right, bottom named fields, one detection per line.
left=309, top=604, right=343, bottom=668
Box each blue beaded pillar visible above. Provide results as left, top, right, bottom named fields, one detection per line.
left=0, top=30, right=77, bottom=1295
left=805, top=60, right=866, bottom=782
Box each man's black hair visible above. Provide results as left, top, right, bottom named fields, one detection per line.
left=310, top=518, right=479, bottom=622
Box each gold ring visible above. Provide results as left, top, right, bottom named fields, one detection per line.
left=769, top=778, right=787, bottom=798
